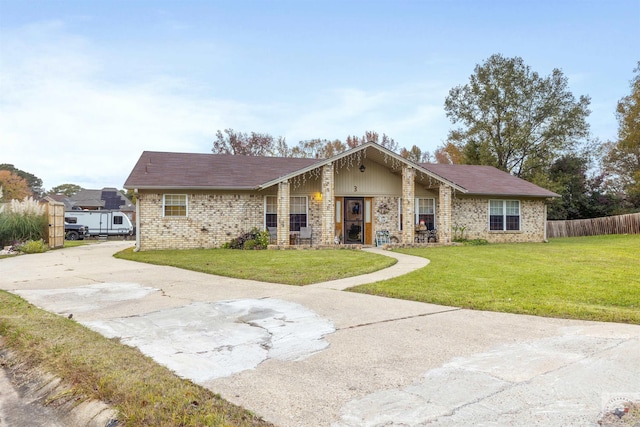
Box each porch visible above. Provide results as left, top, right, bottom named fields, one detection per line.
left=266, top=155, right=454, bottom=248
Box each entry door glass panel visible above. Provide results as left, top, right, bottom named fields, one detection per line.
left=344, top=198, right=364, bottom=244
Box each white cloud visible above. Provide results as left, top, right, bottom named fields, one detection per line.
left=0, top=22, right=259, bottom=189
left=1, top=21, right=453, bottom=191
left=283, top=83, right=451, bottom=151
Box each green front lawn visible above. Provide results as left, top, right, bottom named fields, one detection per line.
left=350, top=235, right=640, bottom=324
left=115, top=247, right=397, bottom=285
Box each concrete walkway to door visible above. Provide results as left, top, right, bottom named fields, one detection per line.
left=1, top=241, right=638, bottom=427
left=309, top=246, right=431, bottom=290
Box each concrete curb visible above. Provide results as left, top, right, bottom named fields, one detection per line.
left=0, top=349, right=118, bottom=427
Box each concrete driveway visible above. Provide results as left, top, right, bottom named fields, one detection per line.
left=1, top=241, right=638, bottom=426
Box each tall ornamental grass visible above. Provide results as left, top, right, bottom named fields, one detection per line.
left=0, top=197, right=48, bottom=247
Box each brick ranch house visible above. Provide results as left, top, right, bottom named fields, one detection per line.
left=124, top=142, right=558, bottom=251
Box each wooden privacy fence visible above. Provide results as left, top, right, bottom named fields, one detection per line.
left=547, top=212, right=640, bottom=238
left=46, top=200, right=65, bottom=249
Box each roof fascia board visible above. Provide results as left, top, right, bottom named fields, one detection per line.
left=125, top=186, right=259, bottom=191
left=460, top=192, right=560, bottom=198
left=257, top=160, right=326, bottom=189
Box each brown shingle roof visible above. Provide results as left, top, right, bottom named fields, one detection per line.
left=124, top=149, right=558, bottom=198
left=421, top=164, right=559, bottom=198
left=69, top=189, right=105, bottom=208
left=124, top=151, right=321, bottom=189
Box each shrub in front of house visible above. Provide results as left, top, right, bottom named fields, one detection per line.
left=224, top=228, right=270, bottom=250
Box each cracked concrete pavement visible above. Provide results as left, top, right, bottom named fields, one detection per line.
left=1, top=241, right=639, bottom=426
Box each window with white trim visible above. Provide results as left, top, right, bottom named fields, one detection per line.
left=290, top=196, right=307, bottom=231
left=265, top=196, right=277, bottom=228
left=398, top=197, right=403, bottom=231
left=163, top=194, right=187, bottom=217
left=415, top=198, right=435, bottom=229
left=489, top=200, right=520, bottom=231
left=264, top=195, right=308, bottom=231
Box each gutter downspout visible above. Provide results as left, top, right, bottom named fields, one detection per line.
left=543, top=202, right=548, bottom=243
left=134, top=188, right=141, bottom=251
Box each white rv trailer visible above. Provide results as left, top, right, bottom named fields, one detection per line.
left=65, top=210, right=133, bottom=237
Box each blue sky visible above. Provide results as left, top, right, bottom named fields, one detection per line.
left=1, top=0, right=638, bottom=190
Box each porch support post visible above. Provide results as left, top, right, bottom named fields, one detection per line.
left=402, top=166, right=415, bottom=244
left=320, top=163, right=335, bottom=245
left=438, top=184, right=452, bottom=243
left=277, top=180, right=290, bottom=246
left=134, top=189, right=141, bottom=251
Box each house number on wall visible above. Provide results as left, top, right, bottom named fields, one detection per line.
left=354, top=185, right=358, bottom=192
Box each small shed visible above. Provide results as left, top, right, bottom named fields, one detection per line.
left=43, top=197, right=65, bottom=249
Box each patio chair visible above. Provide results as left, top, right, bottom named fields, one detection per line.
left=427, top=227, right=438, bottom=243
left=375, top=230, right=390, bottom=246
left=297, top=226, right=312, bottom=246
left=267, top=226, right=277, bottom=244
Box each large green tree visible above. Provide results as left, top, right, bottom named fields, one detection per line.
left=603, top=61, right=640, bottom=208
left=49, top=183, right=83, bottom=197
left=442, top=54, right=591, bottom=181
left=546, top=154, right=620, bottom=220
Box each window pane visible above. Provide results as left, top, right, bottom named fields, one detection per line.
left=164, top=195, right=187, bottom=217
left=426, top=198, right=434, bottom=213
left=290, top=196, right=306, bottom=214
left=266, top=196, right=277, bottom=214
left=506, top=215, right=520, bottom=230
left=165, top=195, right=185, bottom=206
left=418, top=214, right=435, bottom=229
left=290, top=197, right=307, bottom=230
left=290, top=214, right=306, bottom=231
left=266, top=214, right=277, bottom=228
left=489, top=215, right=504, bottom=230
left=489, top=200, right=503, bottom=215
left=165, top=205, right=186, bottom=217
left=505, top=200, right=520, bottom=215
left=417, top=198, right=434, bottom=214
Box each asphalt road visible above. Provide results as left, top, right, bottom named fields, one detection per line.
left=1, top=241, right=638, bottom=426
